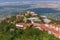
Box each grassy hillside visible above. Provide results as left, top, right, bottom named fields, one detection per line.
left=0, top=16, right=60, bottom=40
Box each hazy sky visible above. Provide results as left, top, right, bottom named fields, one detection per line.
left=0, top=0, right=60, bottom=2
left=0, top=0, right=60, bottom=8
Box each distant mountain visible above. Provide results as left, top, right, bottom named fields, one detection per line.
left=0, top=4, right=31, bottom=9
left=26, top=8, right=60, bottom=20
left=0, top=4, right=60, bottom=20
left=0, top=4, right=31, bottom=20
left=0, top=7, right=4, bottom=9
left=27, top=8, right=60, bottom=13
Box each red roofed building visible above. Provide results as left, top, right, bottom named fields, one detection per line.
left=16, top=23, right=32, bottom=29
left=16, top=22, right=60, bottom=38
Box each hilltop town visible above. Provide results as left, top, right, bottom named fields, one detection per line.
left=0, top=11, right=60, bottom=40
left=15, top=11, right=60, bottom=38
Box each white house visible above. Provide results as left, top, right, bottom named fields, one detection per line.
left=55, top=27, right=59, bottom=31
left=30, top=11, right=38, bottom=16
left=41, top=15, right=47, bottom=19
left=27, top=17, right=39, bottom=23
left=16, top=24, right=23, bottom=28
left=43, top=18, right=51, bottom=23
left=28, top=17, right=38, bottom=21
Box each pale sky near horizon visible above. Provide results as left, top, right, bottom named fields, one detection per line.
left=0, top=0, right=60, bottom=8
left=0, top=0, right=60, bottom=2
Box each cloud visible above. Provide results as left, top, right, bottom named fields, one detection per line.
left=0, top=2, right=21, bottom=6
left=30, top=1, right=60, bottom=8
left=32, top=4, right=58, bottom=8
left=0, top=1, right=60, bottom=8
left=0, top=1, right=35, bottom=6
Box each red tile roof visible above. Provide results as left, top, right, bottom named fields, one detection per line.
left=16, top=23, right=60, bottom=37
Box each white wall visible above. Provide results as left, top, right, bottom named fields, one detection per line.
left=16, top=24, right=23, bottom=28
